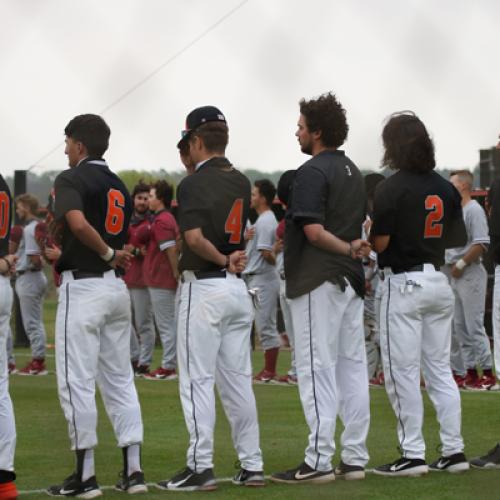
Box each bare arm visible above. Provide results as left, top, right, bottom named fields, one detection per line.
left=372, top=235, right=390, bottom=254
left=165, top=246, right=179, bottom=281
left=260, top=249, right=276, bottom=266
left=451, top=243, right=486, bottom=278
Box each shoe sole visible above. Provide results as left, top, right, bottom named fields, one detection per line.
left=46, top=489, right=103, bottom=499
left=155, top=482, right=217, bottom=492
left=270, top=472, right=335, bottom=485
left=144, top=375, right=178, bottom=381
left=115, top=484, right=148, bottom=494
left=17, top=370, right=48, bottom=376
left=430, top=462, right=470, bottom=474
left=470, top=463, right=500, bottom=469
left=373, top=466, right=428, bottom=477
left=334, top=471, right=365, bottom=480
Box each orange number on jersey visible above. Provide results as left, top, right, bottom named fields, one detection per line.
left=424, top=195, right=444, bottom=238
left=105, top=189, right=125, bottom=235
left=225, top=198, right=244, bottom=244
left=0, top=192, right=9, bottom=239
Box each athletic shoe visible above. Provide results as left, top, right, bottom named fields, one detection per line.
left=270, top=462, right=335, bottom=484
left=134, top=365, right=150, bottom=378
left=334, top=461, right=365, bottom=480
left=453, top=373, right=466, bottom=389
left=7, top=363, right=17, bottom=375
left=373, top=457, right=428, bottom=477
left=470, top=443, right=500, bottom=469
left=144, top=367, right=177, bottom=381
left=253, top=369, right=277, bottom=384
left=156, top=467, right=217, bottom=491
left=232, top=468, right=265, bottom=486
left=369, top=372, right=385, bottom=386
left=475, top=374, right=497, bottom=390
left=488, top=383, right=500, bottom=391
left=131, top=360, right=139, bottom=374
left=464, top=370, right=479, bottom=389
left=18, top=359, right=48, bottom=376
left=272, top=374, right=298, bottom=386
left=0, top=480, right=18, bottom=500
left=115, top=470, right=148, bottom=494
left=429, top=453, right=470, bottom=473
left=47, top=472, right=102, bottom=498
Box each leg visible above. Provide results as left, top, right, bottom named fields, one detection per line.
left=279, top=278, right=296, bottom=378
left=149, top=288, right=177, bottom=369
left=129, top=288, right=155, bottom=367
left=493, top=266, right=500, bottom=383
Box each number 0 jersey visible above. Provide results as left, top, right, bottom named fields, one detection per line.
left=176, top=156, right=250, bottom=272
left=372, top=169, right=466, bottom=270
left=0, top=174, right=12, bottom=258
left=54, top=158, right=132, bottom=273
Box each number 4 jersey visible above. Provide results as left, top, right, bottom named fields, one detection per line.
left=53, top=158, right=132, bottom=273
left=176, top=157, right=251, bottom=272
left=372, top=170, right=467, bottom=270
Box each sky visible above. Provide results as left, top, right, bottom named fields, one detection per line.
left=0, top=0, right=499, bottom=178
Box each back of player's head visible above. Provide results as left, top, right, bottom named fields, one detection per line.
left=382, top=112, right=435, bottom=173
left=299, top=92, right=348, bottom=148
left=64, top=114, right=110, bottom=158
left=450, top=169, right=473, bottom=189
left=131, top=180, right=151, bottom=199
left=191, top=122, right=229, bottom=154
left=152, top=180, right=173, bottom=208
left=277, top=170, right=296, bottom=205
left=15, top=193, right=39, bottom=214
left=254, top=179, right=276, bottom=207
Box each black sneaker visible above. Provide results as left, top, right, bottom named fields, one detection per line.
left=270, top=462, right=335, bottom=484
left=429, top=453, right=469, bottom=473
left=334, top=461, right=365, bottom=480
left=232, top=468, right=265, bottom=487
left=373, top=457, right=428, bottom=477
left=47, top=472, right=102, bottom=498
left=156, top=467, right=217, bottom=491
left=470, top=443, right=500, bottom=469
left=115, top=470, right=148, bottom=494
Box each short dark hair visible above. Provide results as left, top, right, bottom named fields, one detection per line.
left=381, top=112, right=435, bottom=173
left=131, top=180, right=151, bottom=199
left=254, top=179, right=276, bottom=207
left=152, top=180, right=173, bottom=208
left=277, top=170, right=296, bottom=205
left=299, top=92, right=348, bottom=148
left=64, top=114, right=110, bottom=157
left=191, top=121, right=228, bottom=154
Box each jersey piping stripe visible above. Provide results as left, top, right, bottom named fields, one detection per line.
left=64, top=283, right=79, bottom=449
left=308, top=293, right=321, bottom=470
left=185, top=283, right=199, bottom=472
left=385, top=278, right=406, bottom=454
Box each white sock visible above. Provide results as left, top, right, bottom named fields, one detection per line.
left=81, top=449, right=95, bottom=482
left=127, top=444, right=141, bottom=476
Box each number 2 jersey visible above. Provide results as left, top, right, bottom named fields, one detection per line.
left=53, top=158, right=132, bottom=273
left=176, top=156, right=250, bottom=272
left=0, top=174, right=12, bottom=258
left=372, top=169, right=466, bottom=270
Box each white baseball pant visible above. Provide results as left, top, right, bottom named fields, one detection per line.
left=129, top=288, right=155, bottom=367
left=148, top=287, right=176, bottom=369
left=55, top=271, right=143, bottom=450
left=0, top=275, right=16, bottom=472
left=279, top=277, right=296, bottom=377
left=177, top=272, right=263, bottom=473
left=379, top=266, right=464, bottom=459
left=492, top=265, right=500, bottom=383
left=6, top=327, right=14, bottom=366
left=290, top=280, right=370, bottom=471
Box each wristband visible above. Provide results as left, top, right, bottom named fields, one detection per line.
left=455, top=258, right=467, bottom=270
left=100, top=247, right=115, bottom=263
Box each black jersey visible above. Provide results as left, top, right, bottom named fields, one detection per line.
left=177, top=156, right=251, bottom=272
left=284, top=150, right=366, bottom=299
left=488, top=178, right=500, bottom=264
left=372, top=170, right=466, bottom=270
left=54, top=158, right=132, bottom=273
left=0, top=174, right=12, bottom=258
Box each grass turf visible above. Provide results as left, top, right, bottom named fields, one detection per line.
left=8, top=297, right=500, bottom=499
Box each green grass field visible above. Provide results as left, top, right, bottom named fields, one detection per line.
left=8, top=298, right=500, bottom=499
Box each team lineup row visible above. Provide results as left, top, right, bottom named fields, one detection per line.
left=1, top=95, right=500, bottom=500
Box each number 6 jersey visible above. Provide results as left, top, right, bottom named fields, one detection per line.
left=176, top=156, right=250, bottom=272
left=53, top=158, right=132, bottom=273
left=372, top=169, right=466, bottom=270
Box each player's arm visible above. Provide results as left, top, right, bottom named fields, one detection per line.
left=372, top=235, right=390, bottom=254
left=260, top=249, right=276, bottom=265
left=0, top=254, right=17, bottom=275
left=165, top=246, right=179, bottom=280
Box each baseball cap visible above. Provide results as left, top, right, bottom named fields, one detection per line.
left=177, top=105, right=227, bottom=148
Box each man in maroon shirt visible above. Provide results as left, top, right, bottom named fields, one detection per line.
left=124, top=182, right=155, bottom=377
left=144, top=180, right=179, bottom=380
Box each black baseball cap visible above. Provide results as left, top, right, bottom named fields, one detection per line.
left=177, top=105, right=227, bottom=148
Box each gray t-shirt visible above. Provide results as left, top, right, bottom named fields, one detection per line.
left=244, top=209, right=277, bottom=275
left=16, top=219, right=41, bottom=271
left=445, top=199, right=489, bottom=264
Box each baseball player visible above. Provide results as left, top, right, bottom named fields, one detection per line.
left=47, top=114, right=147, bottom=496
left=143, top=180, right=179, bottom=381
left=157, top=106, right=264, bottom=491
left=371, top=112, right=469, bottom=476
left=123, top=181, right=155, bottom=377
left=243, top=179, right=281, bottom=383
left=14, top=193, right=48, bottom=376
left=0, top=174, right=18, bottom=500
left=272, top=93, right=370, bottom=484
left=443, top=170, right=494, bottom=389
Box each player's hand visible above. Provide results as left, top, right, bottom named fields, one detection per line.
left=349, top=239, right=371, bottom=259
left=451, top=264, right=464, bottom=279
left=228, top=250, right=247, bottom=273
left=273, top=238, right=284, bottom=254
left=244, top=227, right=255, bottom=241
left=110, top=249, right=133, bottom=270
left=1, top=254, right=17, bottom=274
left=44, top=245, right=61, bottom=261
left=124, top=244, right=134, bottom=253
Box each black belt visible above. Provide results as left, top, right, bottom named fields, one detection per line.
left=71, top=270, right=118, bottom=280
left=16, top=269, right=39, bottom=276
left=390, top=264, right=440, bottom=274
left=181, top=270, right=242, bottom=282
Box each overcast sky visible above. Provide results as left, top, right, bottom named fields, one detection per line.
left=1, top=0, right=499, bottom=178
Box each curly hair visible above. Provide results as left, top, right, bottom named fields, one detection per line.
left=381, top=112, right=435, bottom=173
left=131, top=180, right=151, bottom=199
left=299, top=92, right=348, bottom=148
left=152, top=180, right=173, bottom=208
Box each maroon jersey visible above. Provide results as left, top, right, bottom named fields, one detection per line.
left=124, top=214, right=152, bottom=288
left=144, top=210, right=179, bottom=289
